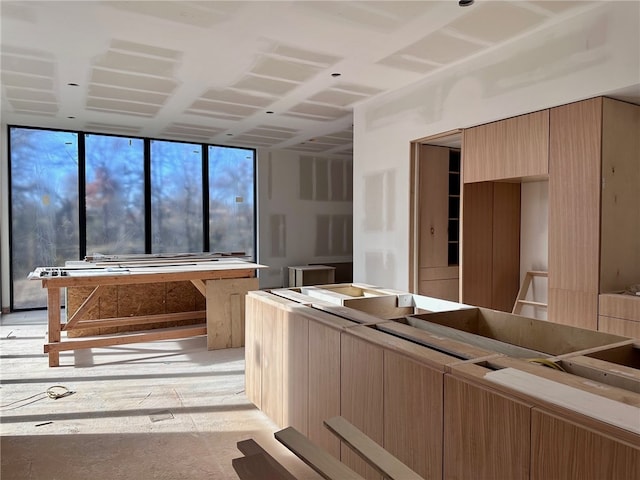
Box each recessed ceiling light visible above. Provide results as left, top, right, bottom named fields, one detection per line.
left=266, top=111, right=274, bottom=114
left=67, top=83, right=79, bottom=87
left=67, top=116, right=75, bottom=119
left=331, top=73, right=341, bottom=77
left=226, top=133, right=233, bottom=136
left=459, top=0, right=474, bottom=6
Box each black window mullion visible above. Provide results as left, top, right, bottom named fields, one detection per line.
left=78, top=134, right=87, bottom=260
left=144, top=138, right=152, bottom=253
left=202, top=146, right=210, bottom=252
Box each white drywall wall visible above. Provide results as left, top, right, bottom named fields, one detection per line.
left=353, top=1, right=639, bottom=290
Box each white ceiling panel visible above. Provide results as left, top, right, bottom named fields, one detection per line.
left=1, top=0, right=635, bottom=154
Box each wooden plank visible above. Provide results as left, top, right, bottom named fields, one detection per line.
left=406, top=316, right=547, bottom=359
left=47, top=287, right=61, bottom=367
left=190, top=279, right=206, bottom=297
left=235, top=439, right=299, bottom=480
left=463, top=109, right=549, bottom=183
left=444, top=374, right=531, bottom=480
left=323, top=416, right=423, bottom=480
left=206, top=277, right=258, bottom=350
left=485, top=368, right=640, bottom=434
left=44, top=325, right=206, bottom=353
left=230, top=293, right=243, bottom=348
left=71, top=311, right=206, bottom=330
left=275, top=427, right=366, bottom=480
left=530, top=409, right=640, bottom=480
left=64, top=286, right=108, bottom=330
left=232, top=453, right=295, bottom=480
left=600, top=98, right=640, bottom=293
left=383, top=352, right=442, bottom=479
left=558, top=355, right=640, bottom=393
left=342, top=296, right=414, bottom=320
left=340, top=333, right=384, bottom=480
left=377, top=322, right=494, bottom=361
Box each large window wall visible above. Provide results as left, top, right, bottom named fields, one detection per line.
left=9, top=126, right=256, bottom=310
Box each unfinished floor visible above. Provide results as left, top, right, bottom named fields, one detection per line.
left=0, top=309, right=322, bottom=480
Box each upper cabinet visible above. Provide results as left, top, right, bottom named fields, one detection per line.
left=463, top=110, right=549, bottom=183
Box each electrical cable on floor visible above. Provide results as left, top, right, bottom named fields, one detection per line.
left=0, top=385, right=75, bottom=410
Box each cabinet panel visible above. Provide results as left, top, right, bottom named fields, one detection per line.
left=244, top=294, right=262, bottom=408
left=444, top=374, right=531, bottom=480
left=598, top=316, right=640, bottom=339
left=492, top=183, right=521, bottom=312
left=384, top=351, right=443, bottom=480
left=282, top=309, right=309, bottom=434
left=307, top=319, right=341, bottom=459
left=463, top=110, right=549, bottom=183
left=261, top=305, right=284, bottom=427
left=462, top=182, right=494, bottom=308
left=419, top=278, right=459, bottom=302
left=340, top=333, right=384, bottom=480
left=600, top=98, right=640, bottom=293
left=531, top=409, right=640, bottom=480
left=419, top=145, right=450, bottom=268
left=548, top=288, right=598, bottom=330
left=549, top=98, right=602, bottom=293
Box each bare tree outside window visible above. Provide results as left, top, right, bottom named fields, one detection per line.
left=9, top=128, right=79, bottom=309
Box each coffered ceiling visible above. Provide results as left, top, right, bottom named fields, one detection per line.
left=1, top=1, right=633, bottom=156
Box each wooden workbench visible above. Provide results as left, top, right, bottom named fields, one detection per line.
left=32, top=257, right=264, bottom=366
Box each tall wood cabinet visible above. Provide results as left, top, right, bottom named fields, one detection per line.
left=417, top=144, right=460, bottom=301
left=460, top=96, right=639, bottom=333
left=549, top=97, right=640, bottom=333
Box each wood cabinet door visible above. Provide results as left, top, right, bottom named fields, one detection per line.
left=340, top=333, right=384, bottom=480
left=444, top=374, right=531, bottom=480
left=384, top=351, right=443, bottom=480
left=307, top=319, right=341, bottom=459
left=531, top=409, right=640, bottom=480
left=463, top=110, right=549, bottom=183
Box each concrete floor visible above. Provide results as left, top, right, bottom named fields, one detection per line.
left=0, top=310, right=321, bottom=479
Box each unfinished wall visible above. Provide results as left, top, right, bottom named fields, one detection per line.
left=519, top=181, right=549, bottom=320
left=257, top=148, right=353, bottom=289
left=353, top=1, right=639, bottom=291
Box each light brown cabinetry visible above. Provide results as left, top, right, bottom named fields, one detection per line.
left=462, top=182, right=521, bottom=312
left=417, top=144, right=460, bottom=301
left=549, top=97, right=640, bottom=332
left=444, top=374, right=531, bottom=480
left=463, top=109, right=549, bottom=183
left=531, top=409, right=640, bottom=480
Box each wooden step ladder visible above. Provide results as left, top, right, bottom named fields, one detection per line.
left=512, top=270, right=548, bottom=315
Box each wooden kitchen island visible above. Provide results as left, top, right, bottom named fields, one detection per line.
left=31, top=254, right=264, bottom=366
